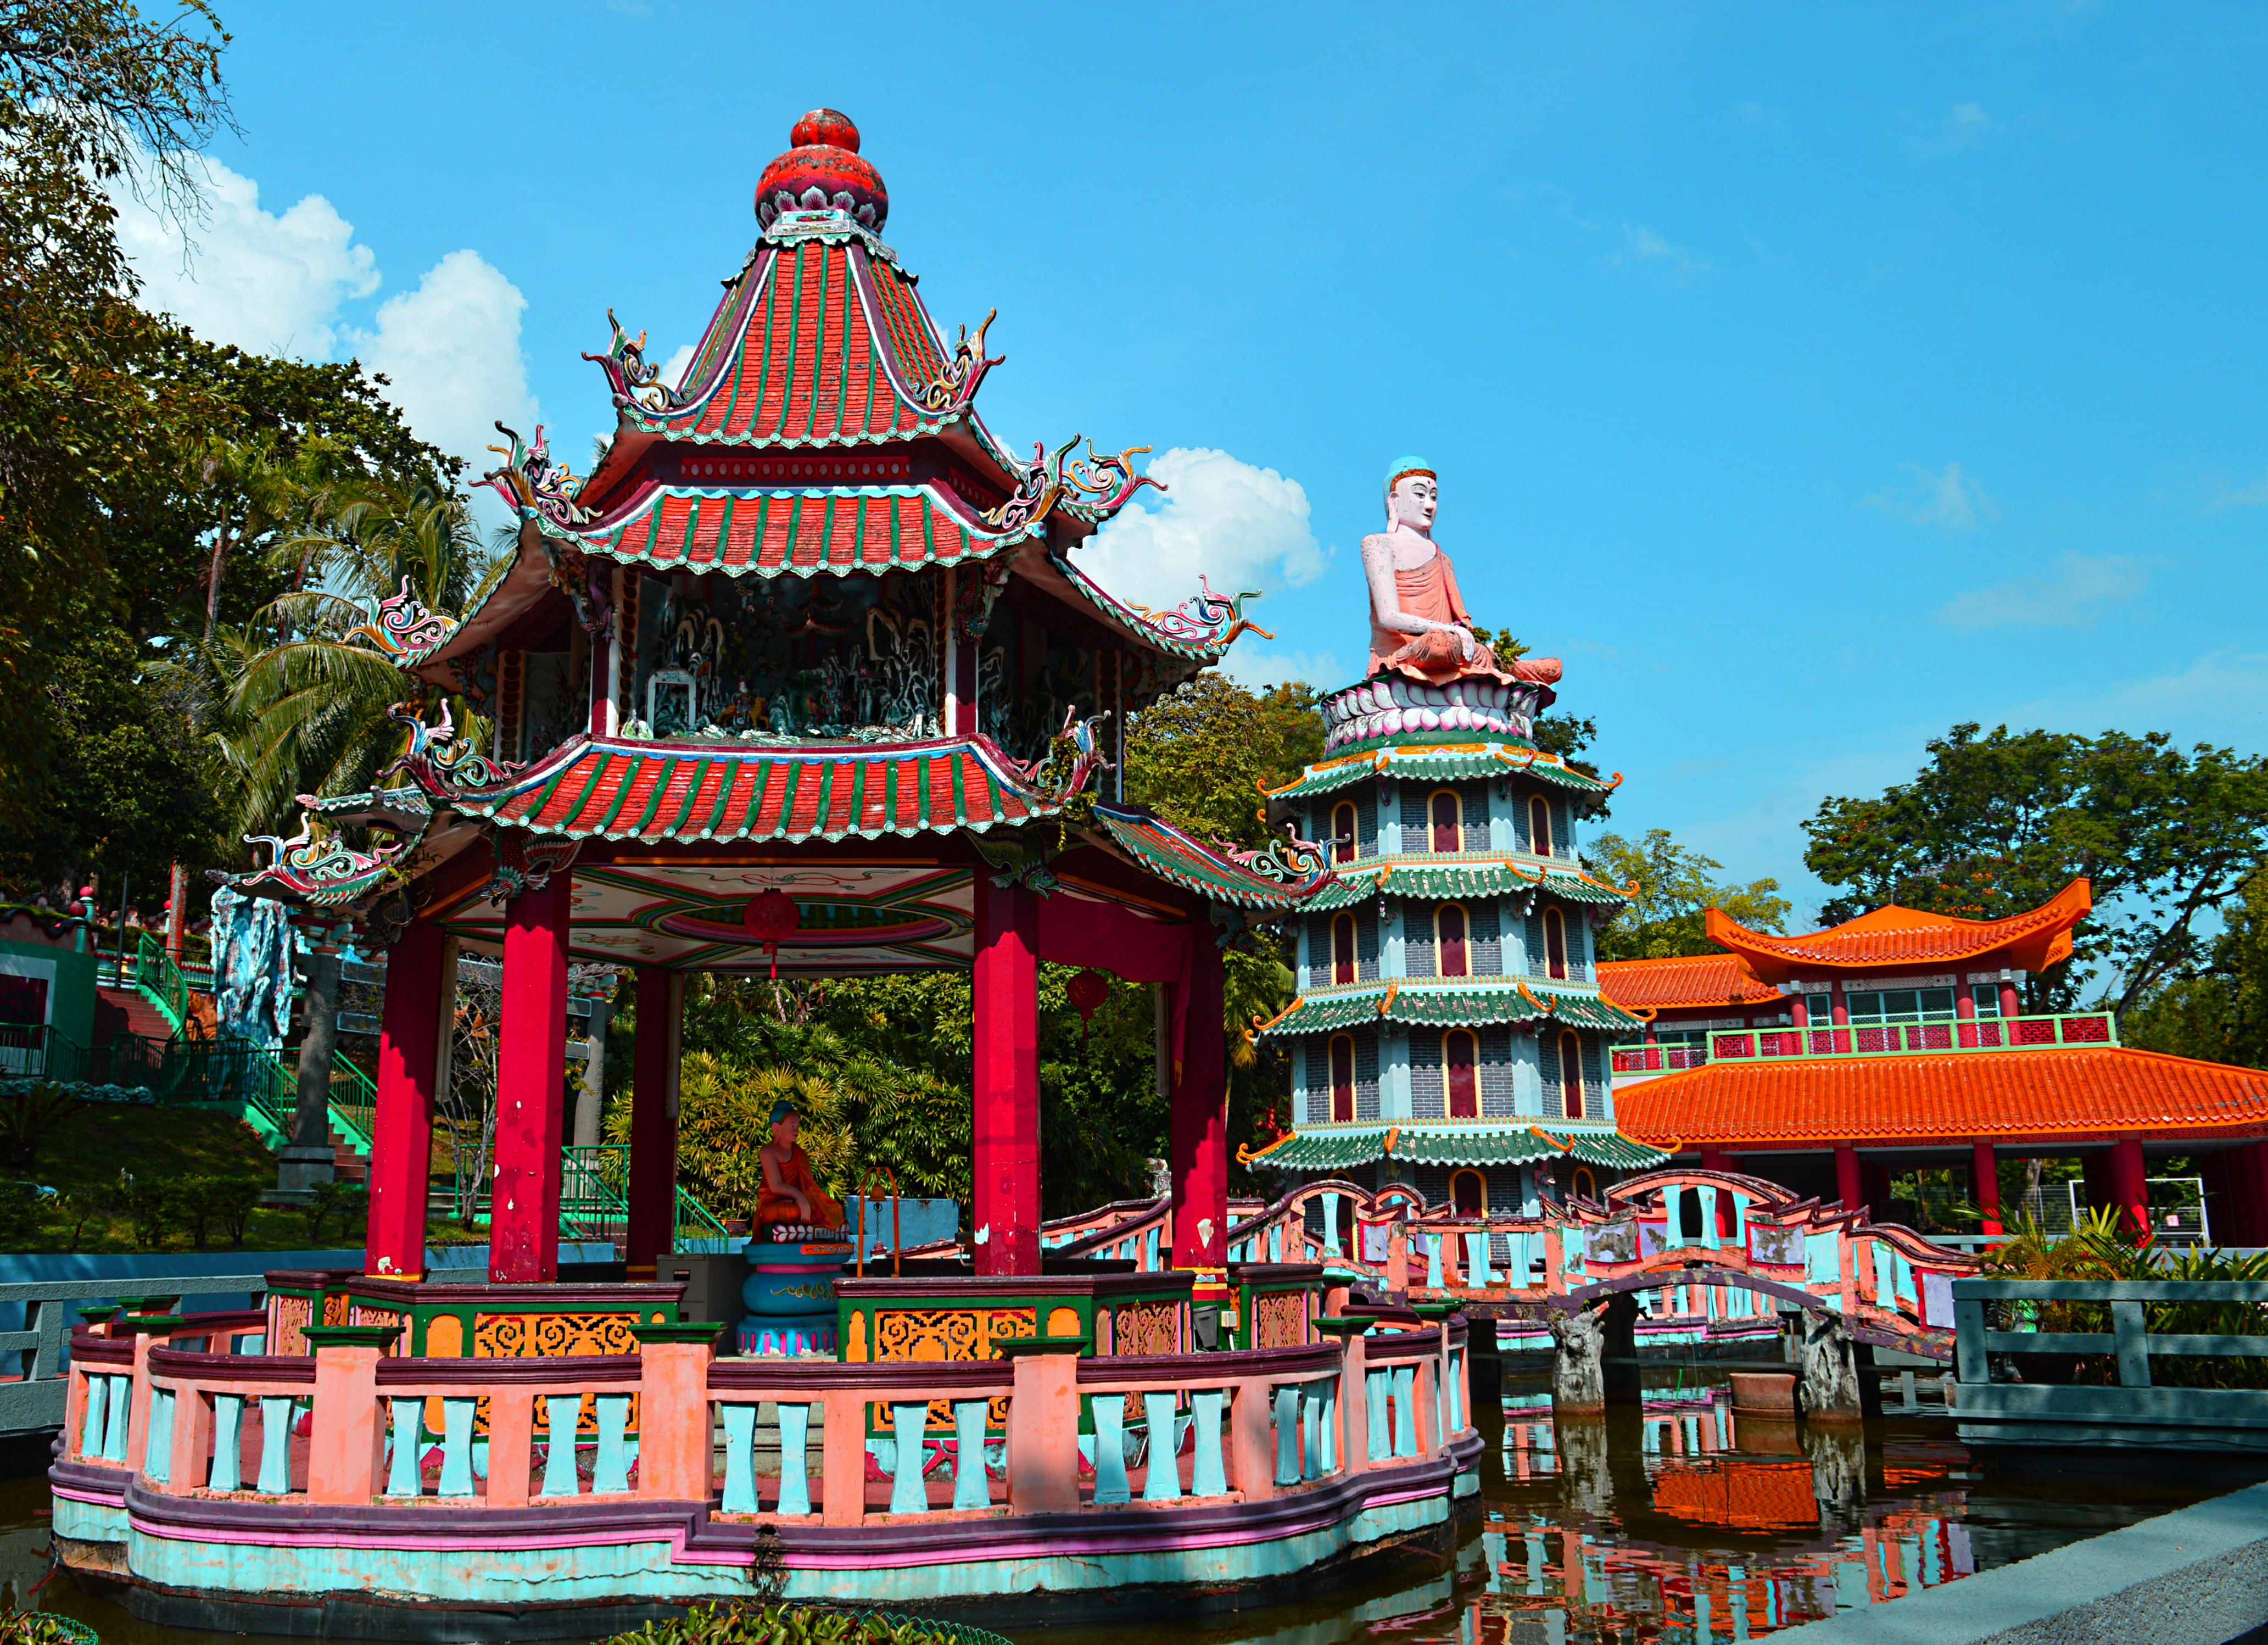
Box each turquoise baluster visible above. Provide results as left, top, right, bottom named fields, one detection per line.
left=950, top=1399, right=988, bottom=1511
left=1427, top=1234, right=1444, bottom=1289
left=256, top=1396, right=294, bottom=1492
left=1300, top=1380, right=1322, bottom=1480
left=1142, top=1392, right=1181, bottom=1501
left=775, top=1403, right=812, bottom=1516
left=1466, top=1230, right=1493, bottom=1286
left=1366, top=1365, right=1391, bottom=1462
left=1699, top=1185, right=1720, bottom=1250
left=1449, top=1348, right=1465, bottom=1432
left=888, top=1401, right=929, bottom=1514
left=593, top=1393, right=633, bottom=1494
left=1189, top=1388, right=1227, bottom=1496
left=102, top=1375, right=131, bottom=1463
left=436, top=1396, right=476, bottom=1497
left=143, top=1389, right=173, bottom=1485
left=1392, top=1364, right=1417, bottom=1458
left=1314, top=1378, right=1337, bottom=1473
left=1091, top=1394, right=1131, bottom=1504
left=385, top=1398, right=423, bottom=1497
left=79, top=1375, right=105, bottom=1462
left=208, top=1394, right=242, bottom=1491
left=541, top=1395, right=582, bottom=1498
left=1321, top=1192, right=1343, bottom=1256
left=1273, top=1382, right=1301, bottom=1484
left=719, top=1402, right=757, bottom=1512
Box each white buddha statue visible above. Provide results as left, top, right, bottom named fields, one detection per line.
left=1361, top=456, right=1561, bottom=689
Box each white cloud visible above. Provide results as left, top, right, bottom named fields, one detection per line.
left=351, top=250, right=539, bottom=475
left=1860, top=461, right=1999, bottom=530
left=1935, top=551, right=2146, bottom=632
left=1224, top=648, right=1349, bottom=690
left=1611, top=223, right=1711, bottom=286
left=2203, top=467, right=2268, bottom=511
left=110, top=154, right=378, bottom=357
left=1077, top=447, right=1328, bottom=614
left=661, top=343, right=697, bottom=391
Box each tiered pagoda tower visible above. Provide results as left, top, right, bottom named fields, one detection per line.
left=1247, top=460, right=1667, bottom=1215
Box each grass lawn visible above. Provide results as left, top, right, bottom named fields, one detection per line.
left=9, top=1102, right=451, bottom=1256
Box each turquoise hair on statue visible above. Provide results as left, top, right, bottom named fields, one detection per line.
left=1384, top=455, right=1435, bottom=498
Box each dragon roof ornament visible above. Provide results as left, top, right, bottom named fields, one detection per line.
left=982, top=437, right=1161, bottom=534
left=382, top=699, right=526, bottom=797
left=238, top=816, right=408, bottom=909
left=584, top=309, right=694, bottom=417
left=342, top=577, right=455, bottom=661
left=909, top=308, right=1003, bottom=416
left=481, top=422, right=591, bottom=532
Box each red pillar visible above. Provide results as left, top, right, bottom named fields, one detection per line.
left=1170, top=932, right=1228, bottom=1284
left=626, top=967, right=681, bottom=1280
left=366, top=921, right=445, bottom=1280
left=1971, top=1140, right=2002, bottom=1236
left=2000, top=979, right=2022, bottom=1019
left=1956, top=987, right=1979, bottom=1047
left=2108, top=1137, right=2148, bottom=1240
left=490, top=871, right=572, bottom=1284
left=1834, top=1144, right=1862, bottom=1214
left=972, top=878, right=1040, bottom=1278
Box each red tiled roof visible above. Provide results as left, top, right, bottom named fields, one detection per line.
left=1706, top=878, right=2091, bottom=982
left=546, top=483, right=1029, bottom=578
left=1597, top=952, right=1780, bottom=1012
left=653, top=236, right=945, bottom=449
left=1616, top=1044, right=2268, bottom=1146
left=454, top=734, right=1055, bottom=844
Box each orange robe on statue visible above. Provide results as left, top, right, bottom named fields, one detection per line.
left=756, top=1144, right=845, bottom=1230
left=1368, top=551, right=1563, bottom=689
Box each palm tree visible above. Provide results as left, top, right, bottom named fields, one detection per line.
left=212, top=477, right=502, bottom=839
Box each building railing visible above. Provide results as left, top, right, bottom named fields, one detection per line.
left=1608, top=1042, right=1708, bottom=1075
left=1711, top=1011, right=2116, bottom=1063
left=0, top=1277, right=269, bottom=1441
left=85, top=1317, right=1468, bottom=1520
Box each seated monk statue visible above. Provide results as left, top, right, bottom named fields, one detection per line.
left=1363, top=456, right=1563, bottom=689
left=755, top=1100, right=844, bottom=1233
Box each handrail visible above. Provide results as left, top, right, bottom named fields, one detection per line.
left=1711, top=1010, right=2118, bottom=1064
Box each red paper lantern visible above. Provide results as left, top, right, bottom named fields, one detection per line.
left=1066, top=968, right=1110, bottom=1036
left=741, top=890, right=801, bottom=979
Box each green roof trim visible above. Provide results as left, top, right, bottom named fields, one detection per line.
left=1256, top=980, right=1647, bottom=1039
left=1271, top=743, right=1616, bottom=802
left=1305, top=860, right=1631, bottom=911
left=1247, top=1123, right=1670, bottom=1173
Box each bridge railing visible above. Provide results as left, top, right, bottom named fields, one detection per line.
left=1951, top=1277, right=2268, bottom=1447
left=0, top=1275, right=268, bottom=1441
left=1711, top=1011, right=2116, bottom=1063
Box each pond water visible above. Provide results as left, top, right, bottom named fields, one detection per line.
left=5, top=1365, right=2261, bottom=1644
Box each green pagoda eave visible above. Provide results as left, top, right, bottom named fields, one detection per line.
left=1244, top=1123, right=1669, bottom=1172
left=1268, top=742, right=1618, bottom=803
left=1303, top=860, right=1631, bottom=911
left=1256, top=980, right=1646, bottom=1039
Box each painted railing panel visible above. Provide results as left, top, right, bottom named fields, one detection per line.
left=1608, top=1043, right=1708, bottom=1075
left=1709, top=1011, right=2116, bottom=1064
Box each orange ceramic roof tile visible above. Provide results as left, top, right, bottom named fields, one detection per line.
left=1705, top=878, right=2091, bottom=982
left=1597, top=953, right=1780, bottom=1012
left=1615, top=1044, right=2268, bottom=1147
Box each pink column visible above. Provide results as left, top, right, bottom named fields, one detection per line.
left=367, top=919, right=445, bottom=1280
left=1170, top=931, right=1228, bottom=1284
left=973, top=877, right=1040, bottom=1277
left=1956, top=986, right=1979, bottom=1047
left=490, top=871, right=572, bottom=1284
left=1834, top=1145, right=1863, bottom=1214
left=1972, top=1140, right=2002, bottom=1235
left=2109, top=1137, right=2148, bottom=1240
left=626, top=966, right=680, bottom=1280
left=1791, top=995, right=1809, bottom=1028
left=2000, top=979, right=2023, bottom=1019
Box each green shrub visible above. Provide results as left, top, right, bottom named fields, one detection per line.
left=179, top=1174, right=262, bottom=1250
left=115, top=1170, right=172, bottom=1250
left=0, top=1180, right=51, bottom=1252
left=302, top=1180, right=369, bottom=1245
left=604, top=1604, right=1008, bottom=1645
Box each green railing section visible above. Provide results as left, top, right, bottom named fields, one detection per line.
left=132, top=929, right=192, bottom=1034
left=1710, top=1010, right=2118, bottom=1063
left=453, top=1142, right=730, bottom=1250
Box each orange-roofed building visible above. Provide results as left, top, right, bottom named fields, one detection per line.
left=1598, top=880, right=2268, bottom=1245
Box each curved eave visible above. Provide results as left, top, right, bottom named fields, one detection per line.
left=1026, top=551, right=1239, bottom=669
left=1268, top=742, right=1617, bottom=801
left=1705, top=877, right=2093, bottom=982
left=1248, top=1122, right=1668, bottom=1173
left=1303, top=860, right=1631, bottom=911
left=432, top=732, right=1064, bottom=846
left=1088, top=804, right=1332, bottom=912
left=1258, top=981, right=1646, bottom=1039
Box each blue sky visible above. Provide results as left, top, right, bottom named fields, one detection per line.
left=123, top=2, right=2268, bottom=923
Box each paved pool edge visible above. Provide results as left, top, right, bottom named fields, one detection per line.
left=1779, top=1478, right=2268, bottom=1643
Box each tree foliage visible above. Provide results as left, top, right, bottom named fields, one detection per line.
left=1588, top=828, right=1790, bottom=962
left=1802, top=723, right=2268, bottom=1012
left=2122, top=865, right=2268, bottom=1070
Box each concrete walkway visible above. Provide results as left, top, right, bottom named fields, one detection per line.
left=1781, top=1479, right=2268, bottom=1643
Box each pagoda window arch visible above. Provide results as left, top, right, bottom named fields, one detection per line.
left=1444, top=1028, right=1479, bottom=1119
left=1436, top=904, right=1470, bottom=979
left=1329, top=1034, right=1356, bottom=1123
left=1332, top=801, right=1359, bottom=864
left=1450, top=1168, right=1486, bottom=1217
left=1543, top=906, right=1568, bottom=981
left=1429, top=789, right=1463, bottom=854
left=1571, top=1164, right=1597, bottom=1202
left=1529, top=795, right=1554, bottom=858
left=1558, top=1028, right=1585, bottom=1119
left=1331, top=913, right=1358, bottom=986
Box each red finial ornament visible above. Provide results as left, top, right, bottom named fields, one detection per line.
left=742, top=890, right=800, bottom=980
left=1066, top=968, right=1110, bottom=1038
